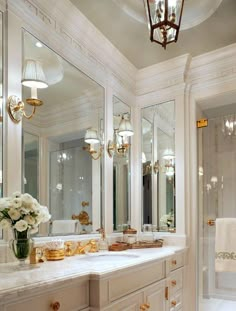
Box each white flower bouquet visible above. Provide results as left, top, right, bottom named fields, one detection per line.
left=0, top=192, right=51, bottom=237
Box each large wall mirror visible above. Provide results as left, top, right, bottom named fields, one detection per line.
left=141, top=101, right=175, bottom=232
left=22, top=31, right=104, bottom=236
left=113, top=96, right=131, bottom=231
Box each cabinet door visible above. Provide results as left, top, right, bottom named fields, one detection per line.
left=144, top=280, right=166, bottom=311
left=104, top=292, right=143, bottom=311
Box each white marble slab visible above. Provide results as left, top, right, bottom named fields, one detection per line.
left=0, top=246, right=185, bottom=304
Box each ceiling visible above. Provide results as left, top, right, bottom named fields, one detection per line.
left=70, top=0, right=236, bottom=69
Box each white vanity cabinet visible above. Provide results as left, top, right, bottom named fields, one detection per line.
left=0, top=250, right=186, bottom=311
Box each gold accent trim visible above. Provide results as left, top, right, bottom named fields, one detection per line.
left=197, top=118, right=208, bottom=128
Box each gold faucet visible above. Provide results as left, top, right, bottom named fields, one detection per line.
left=76, top=239, right=98, bottom=254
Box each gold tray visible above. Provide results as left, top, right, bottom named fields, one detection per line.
left=45, top=249, right=65, bottom=261
left=128, top=240, right=163, bottom=249
left=109, top=243, right=129, bottom=251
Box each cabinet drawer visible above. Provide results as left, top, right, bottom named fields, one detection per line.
left=109, top=261, right=165, bottom=301
left=5, top=280, right=89, bottom=311
left=169, top=289, right=182, bottom=311
left=169, top=268, right=183, bottom=296
left=169, top=253, right=184, bottom=271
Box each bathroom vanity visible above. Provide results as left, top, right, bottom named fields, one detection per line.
left=0, top=247, right=186, bottom=311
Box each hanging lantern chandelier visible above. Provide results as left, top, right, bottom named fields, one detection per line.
left=144, top=0, right=185, bottom=49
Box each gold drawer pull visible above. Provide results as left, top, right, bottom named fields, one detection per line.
left=171, top=300, right=177, bottom=306
left=140, top=303, right=150, bottom=310
left=171, top=280, right=177, bottom=286
left=172, top=259, right=177, bottom=266
left=50, top=301, right=60, bottom=311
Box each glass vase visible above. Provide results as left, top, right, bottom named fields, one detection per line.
left=10, top=229, right=32, bottom=268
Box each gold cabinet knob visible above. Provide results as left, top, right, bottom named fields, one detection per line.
left=50, top=301, right=60, bottom=311
left=171, top=279, right=177, bottom=286
left=171, top=300, right=177, bottom=306
left=171, top=259, right=177, bottom=266
left=140, top=305, right=146, bottom=311
left=207, top=219, right=215, bottom=226
left=144, top=303, right=150, bottom=309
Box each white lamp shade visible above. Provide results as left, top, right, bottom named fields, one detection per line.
left=118, top=117, right=134, bottom=137
left=21, top=59, right=48, bottom=89
left=84, top=129, right=100, bottom=144
left=142, top=152, right=147, bottom=163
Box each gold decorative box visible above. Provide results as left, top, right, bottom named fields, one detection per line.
left=45, top=249, right=65, bottom=261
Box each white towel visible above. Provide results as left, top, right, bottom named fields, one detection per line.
left=215, top=218, right=236, bottom=272
left=51, top=220, right=78, bottom=234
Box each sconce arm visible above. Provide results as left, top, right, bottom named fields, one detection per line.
left=90, top=147, right=103, bottom=160
left=23, top=106, right=36, bottom=120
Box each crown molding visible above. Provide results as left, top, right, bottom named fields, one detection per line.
left=188, top=43, right=236, bottom=92
left=136, top=54, right=191, bottom=96
left=7, top=0, right=137, bottom=95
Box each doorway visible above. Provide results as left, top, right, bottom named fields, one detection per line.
left=198, top=103, right=236, bottom=311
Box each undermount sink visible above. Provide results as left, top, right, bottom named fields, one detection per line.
left=79, top=253, right=140, bottom=262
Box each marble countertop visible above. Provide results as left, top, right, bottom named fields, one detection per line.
left=0, top=246, right=185, bottom=303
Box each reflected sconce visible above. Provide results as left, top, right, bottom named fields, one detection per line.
left=7, top=59, right=48, bottom=123
left=83, top=128, right=103, bottom=160
left=107, top=114, right=134, bottom=158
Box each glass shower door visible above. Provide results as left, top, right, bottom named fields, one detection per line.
left=198, top=115, right=236, bottom=311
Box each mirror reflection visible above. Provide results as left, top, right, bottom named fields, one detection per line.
left=22, top=31, right=104, bottom=236
left=112, top=97, right=132, bottom=231
left=141, top=101, right=175, bottom=232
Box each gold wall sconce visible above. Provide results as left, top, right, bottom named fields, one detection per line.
left=8, top=59, right=48, bottom=123
left=107, top=114, right=134, bottom=158
left=83, top=128, right=103, bottom=160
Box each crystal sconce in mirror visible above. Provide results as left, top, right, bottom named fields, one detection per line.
left=222, top=115, right=236, bottom=136
left=8, top=59, right=48, bottom=123
left=107, top=114, right=134, bottom=158
left=83, top=128, right=103, bottom=160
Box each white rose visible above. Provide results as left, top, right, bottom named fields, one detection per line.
left=20, top=207, right=30, bottom=215
left=0, top=198, right=9, bottom=211
left=8, top=208, right=21, bottom=221
left=12, top=191, right=21, bottom=199
left=38, top=206, right=51, bottom=223
left=0, top=219, right=11, bottom=229
left=12, top=198, right=22, bottom=209
left=21, top=193, right=34, bottom=205
left=30, top=226, right=39, bottom=234
left=24, top=215, right=35, bottom=225
left=14, top=220, right=28, bottom=232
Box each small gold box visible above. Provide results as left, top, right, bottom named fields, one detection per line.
left=45, top=249, right=65, bottom=261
